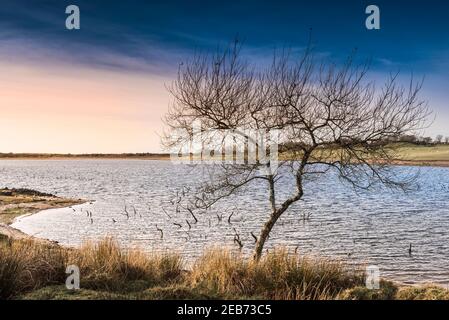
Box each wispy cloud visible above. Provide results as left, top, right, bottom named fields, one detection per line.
left=376, top=58, right=396, bottom=67
left=0, top=30, right=189, bottom=75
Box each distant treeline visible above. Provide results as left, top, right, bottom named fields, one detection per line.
left=279, top=134, right=449, bottom=152
left=394, top=134, right=449, bottom=145
left=0, top=153, right=170, bottom=159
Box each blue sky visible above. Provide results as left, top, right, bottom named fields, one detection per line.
left=1, top=0, right=449, bottom=71
left=0, top=0, right=448, bottom=152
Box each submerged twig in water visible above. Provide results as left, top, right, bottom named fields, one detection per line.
left=156, top=225, right=163, bottom=240
left=161, top=207, right=172, bottom=219
left=250, top=232, right=258, bottom=243
left=228, top=212, right=234, bottom=224
left=187, top=207, right=198, bottom=224
left=233, top=228, right=243, bottom=250
left=121, top=206, right=130, bottom=220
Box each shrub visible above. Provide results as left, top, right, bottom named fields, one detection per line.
left=396, top=285, right=449, bottom=300
left=337, top=280, right=398, bottom=300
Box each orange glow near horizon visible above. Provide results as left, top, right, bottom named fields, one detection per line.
left=1, top=60, right=448, bottom=154
left=0, top=61, right=171, bottom=154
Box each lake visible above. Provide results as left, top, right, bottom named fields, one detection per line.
left=1, top=159, right=449, bottom=285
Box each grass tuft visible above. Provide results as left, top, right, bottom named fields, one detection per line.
left=0, top=240, right=67, bottom=299
left=189, top=247, right=364, bottom=300
left=68, top=237, right=183, bottom=291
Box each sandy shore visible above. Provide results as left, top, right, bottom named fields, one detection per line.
left=0, top=188, right=85, bottom=245
left=391, top=160, right=449, bottom=167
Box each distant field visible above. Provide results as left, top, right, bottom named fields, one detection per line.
left=395, top=143, right=449, bottom=161
left=1, top=144, right=449, bottom=165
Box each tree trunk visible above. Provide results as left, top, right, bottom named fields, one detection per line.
left=253, top=210, right=281, bottom=261
left=253, top=174, right=279, bottom=261
left=253, top=190, right=304, bottom=261
left=253, top=159, right=306, bottom=261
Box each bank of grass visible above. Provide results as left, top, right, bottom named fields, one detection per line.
left=2, top=237, right=448, bottom=300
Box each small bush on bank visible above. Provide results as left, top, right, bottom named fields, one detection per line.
left=396, top=285, right=449, bottom=300
left=337, top=280, right=398, bottom=300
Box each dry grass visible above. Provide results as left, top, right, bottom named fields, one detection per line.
left=68, top=238, right=183, bottom=291
left=0, top=237, right=183, bottom=299
left=2, top=236, right=449, bottom=300
left=0, top=239, right=67, bottom=299
left=189, top=248, right=364, bottom=300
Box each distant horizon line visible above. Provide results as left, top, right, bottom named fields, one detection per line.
left=0, top=152, right=170, bottom=158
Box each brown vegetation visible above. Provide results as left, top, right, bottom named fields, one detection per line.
left=1, top=237, right=448, bottom=300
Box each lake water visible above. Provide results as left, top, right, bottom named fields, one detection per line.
left=2, top=159, right=449, bottom=285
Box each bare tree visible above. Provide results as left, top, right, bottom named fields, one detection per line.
left=398, top=135, right=417, bottom=143
left=445, top=137, right=449, bottom=144
left=163, top=42, right=430, bottom=260
left=423, top=137, right=433, bottom=145
left=436, top=134, right=443, bottom=144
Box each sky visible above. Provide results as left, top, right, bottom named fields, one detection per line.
left=0, top=0, right=448, bottom=153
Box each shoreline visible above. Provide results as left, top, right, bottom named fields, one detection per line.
left=0, top=188, right=86, bottom=245
left=1, top=157, right=449, bottom=168
left=1, top=158, right=449, bottom=168
left=391, top=159, right=449, bottom=168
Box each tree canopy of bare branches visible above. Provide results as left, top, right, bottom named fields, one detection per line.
left=163, top=41, right=431, bottom=260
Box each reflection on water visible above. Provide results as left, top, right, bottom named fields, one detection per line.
left=1, top=160, right=449, bottom=285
